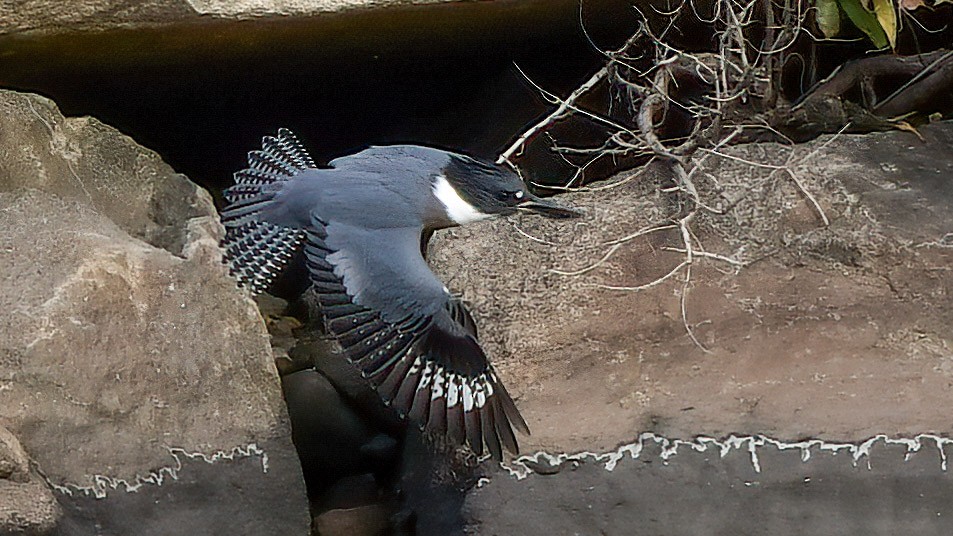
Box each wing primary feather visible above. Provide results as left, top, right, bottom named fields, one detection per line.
left=465, top=406, right=483, bottom=458
left=392, top=358, right=424, bottom=416
left=318, top=294, right=353, bottom=307
left=447, top=403, right=465, bottom=447
left=361, top=335, right=415, bottom=378
left=481, top=403, right=503, bottom=460
left=377, top=355, right=414, bottom=404
left=428, top=393, right=448, bottom=437
left=492, top=398, right=520, bottom=455
left=493, top=377, right=531, bottom=436
left=327, top=311, right=379, bottom=333
left=346, top=330, right=398, bottom=363
left=408, top=376, right=432, bottom=426
left=336, top=319, right=387, bottom=347
left=321, top=302, right=365, bottom=319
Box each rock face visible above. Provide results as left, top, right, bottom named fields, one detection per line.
left=0, top=424, right=62, bottom=535
left=0, top=90, right=309, bottom=534
left=466, top=434, right=953, bottom=535
left=427, top=122, right=953, bottom=532
left=0, top=0, right=457, bottom=35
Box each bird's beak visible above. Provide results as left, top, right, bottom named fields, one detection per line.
left=517, top=194, right=583, bottom=219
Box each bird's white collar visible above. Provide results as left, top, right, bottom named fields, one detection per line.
left=432, top=175, right=492, bottom=225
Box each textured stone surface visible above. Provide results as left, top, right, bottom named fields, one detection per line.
left=0, top=90, right=309, bottom=534
left=313, top=503, right=392, bottom=536
left=429, top=122, right=953, bottom=533
left=0, top=0, right=457, bottom=35
left=282, top=368, right=398, bottom=497
left=465, top=434, right=953, bottom=535
left=430, top=121, right=953, bottom=454
left=0, top=425, right=62, bottom=535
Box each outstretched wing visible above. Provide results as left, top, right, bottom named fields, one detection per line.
left=220, top=129, right=313, bottom=295
left=305, top=216, right=528, bottom=459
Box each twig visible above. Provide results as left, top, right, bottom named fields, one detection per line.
left=602, top=223, right=678, bottom=246
left=661, top=247, right=746, bottom=266
left=593, top=260, right=689, bottom=291
left=509, top=220, right=560, bottom=246
left=550, top=244, right=623, bottom=276
left=784, top=168, right=829, bottom=226
left=497, top=65, right=610, bottom=165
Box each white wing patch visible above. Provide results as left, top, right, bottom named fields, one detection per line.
left=433, top=175, right=492, bottom=225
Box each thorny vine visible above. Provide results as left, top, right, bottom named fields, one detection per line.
left=497, top=0, right=952, bottom=351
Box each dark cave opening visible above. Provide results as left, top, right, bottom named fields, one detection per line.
left=0, top=0, right=639, bottom=193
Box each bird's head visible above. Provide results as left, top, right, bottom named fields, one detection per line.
left=432, top=154, right=581, bottom=226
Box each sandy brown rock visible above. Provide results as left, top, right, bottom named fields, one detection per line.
left=430, top=121, right=953, bottom=454
left=0, top=90, right=308, bottom=532
left=0, top=425, right=61, bottom=535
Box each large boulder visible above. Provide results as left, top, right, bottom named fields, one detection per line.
left=428, top=122, right=953, bottom=532
left=0, top=90, right=309, bottom=534
left=431, top=121, right=953, bottom=452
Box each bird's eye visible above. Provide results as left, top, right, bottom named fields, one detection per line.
left=498, top=190, right=524, bottom=202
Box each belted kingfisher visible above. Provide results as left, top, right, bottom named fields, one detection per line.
left=220, top=129, right=580, bottom=459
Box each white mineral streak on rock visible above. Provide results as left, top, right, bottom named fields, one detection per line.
left=44, top=444, right=269, bottom=499
left=501, top=434, right=953, bottom=480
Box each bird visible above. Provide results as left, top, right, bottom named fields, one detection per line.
left=220, top=129, right=580, bottom=460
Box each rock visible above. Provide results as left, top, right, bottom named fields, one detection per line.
left=313, top=503, right=392, bottom=536
left=0, top=425, right=62, bottom=535
left=281, top=369, right=398, bottom=496
left=427, top=122, right=953, bottom=531
left=430, top=120, right=953, bottom=453
left=0, top=426, right=30, bottom=484
left=0, top=90, right=309, bottom=533
left=0, top=0, right=457, bottom=35
left=464, top=434, right=953, bottom=535
left=290, top=337, right=403, bottom=436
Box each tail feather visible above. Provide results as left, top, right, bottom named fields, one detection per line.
left=220, top=128, right=315, bottom=296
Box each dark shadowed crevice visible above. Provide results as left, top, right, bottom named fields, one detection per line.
left=0, top=0, right=640, bottom=194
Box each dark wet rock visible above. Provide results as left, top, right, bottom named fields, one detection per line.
left=392, top=428, right=478, bottom=536
left=464, top=435, right=953, bottom=535
left=281, top=369, right=399, bottom=497
left=289, top=337, right=403, bottom=436
left=313, top=502, right=393, bottom=536
left=0, top=425, right=62, bottom=535
left=0, top=90, right=309, bottom=534
left=313, top=474, right=386, bottom=511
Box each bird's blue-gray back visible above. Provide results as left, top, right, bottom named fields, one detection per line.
left=260, top=146, right=454, bottom=231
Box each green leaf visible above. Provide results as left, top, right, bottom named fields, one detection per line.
left=838, top=0, right=889, bottom=49
left=871, top=0, right=898, bottom=49
left=817, top=0, right=842, bottom=37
